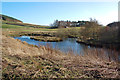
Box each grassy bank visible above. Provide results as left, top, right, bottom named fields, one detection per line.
left=2, top=34, right=120, bottom=79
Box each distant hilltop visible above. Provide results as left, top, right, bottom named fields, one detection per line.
left=0, top=14, right=23, bottom=23
left=107, top=22, right=120, bottom=28
left=1, top=14, right=49, bottom=28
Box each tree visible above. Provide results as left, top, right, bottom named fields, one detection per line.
left=50, top=20, right=59, bottom=27
left=84, top=18, right=99, bottom=28
left=79, top=18, right=101, bottom=40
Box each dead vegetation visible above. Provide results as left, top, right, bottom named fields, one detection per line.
left=2, top=34, right=120, bottom=79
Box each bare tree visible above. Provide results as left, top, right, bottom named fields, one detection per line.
left=50, top=20, right=59, bottom=27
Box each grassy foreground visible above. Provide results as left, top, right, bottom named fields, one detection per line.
left=2, top=34, right=120, bottom=79
left=1, top=21, right=120, bottom=79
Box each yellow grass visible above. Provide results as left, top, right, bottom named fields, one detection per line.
left=2, top=34, right=120, bottom=78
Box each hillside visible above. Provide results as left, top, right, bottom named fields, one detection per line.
left=0, top=14, right=22, bottom=23
left=107, top=22, right=120, bottom=28
left=1, top=14, right=50, bottom=28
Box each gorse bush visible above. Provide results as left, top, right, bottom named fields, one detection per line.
left=99, top=27, right=118, bottom=43
left=79, top=18, right=102, bottom=40
left=79, top=26, right=101, bottom=40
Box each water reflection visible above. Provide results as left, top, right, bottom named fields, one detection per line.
left=14, top=36, right=89, bottom=54
left=14, top=36, right=120, bottom=62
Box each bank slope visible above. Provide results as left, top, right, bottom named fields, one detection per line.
left=2, top=35, right=119, bottom=79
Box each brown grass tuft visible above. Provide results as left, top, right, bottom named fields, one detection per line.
left=2, top=35, right=120, bottom=78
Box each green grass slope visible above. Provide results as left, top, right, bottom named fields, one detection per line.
left=0, top=14, right=22, bottom=23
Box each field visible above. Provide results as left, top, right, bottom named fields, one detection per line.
left=2, top=24, right=57, bottom=32
left=2, top=22, right=83, bottom=37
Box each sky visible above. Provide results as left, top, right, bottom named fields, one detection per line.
left=2, top=2, right=118, bottom=26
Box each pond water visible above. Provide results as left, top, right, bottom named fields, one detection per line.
left=14, top=36, right=92, bottom=54
left=14, top=36, right=120, bottom=62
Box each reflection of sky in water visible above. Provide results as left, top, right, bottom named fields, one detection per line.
left=14, top=36, right=120, bottom=61
left=14, top=36, right=88, bottom=54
